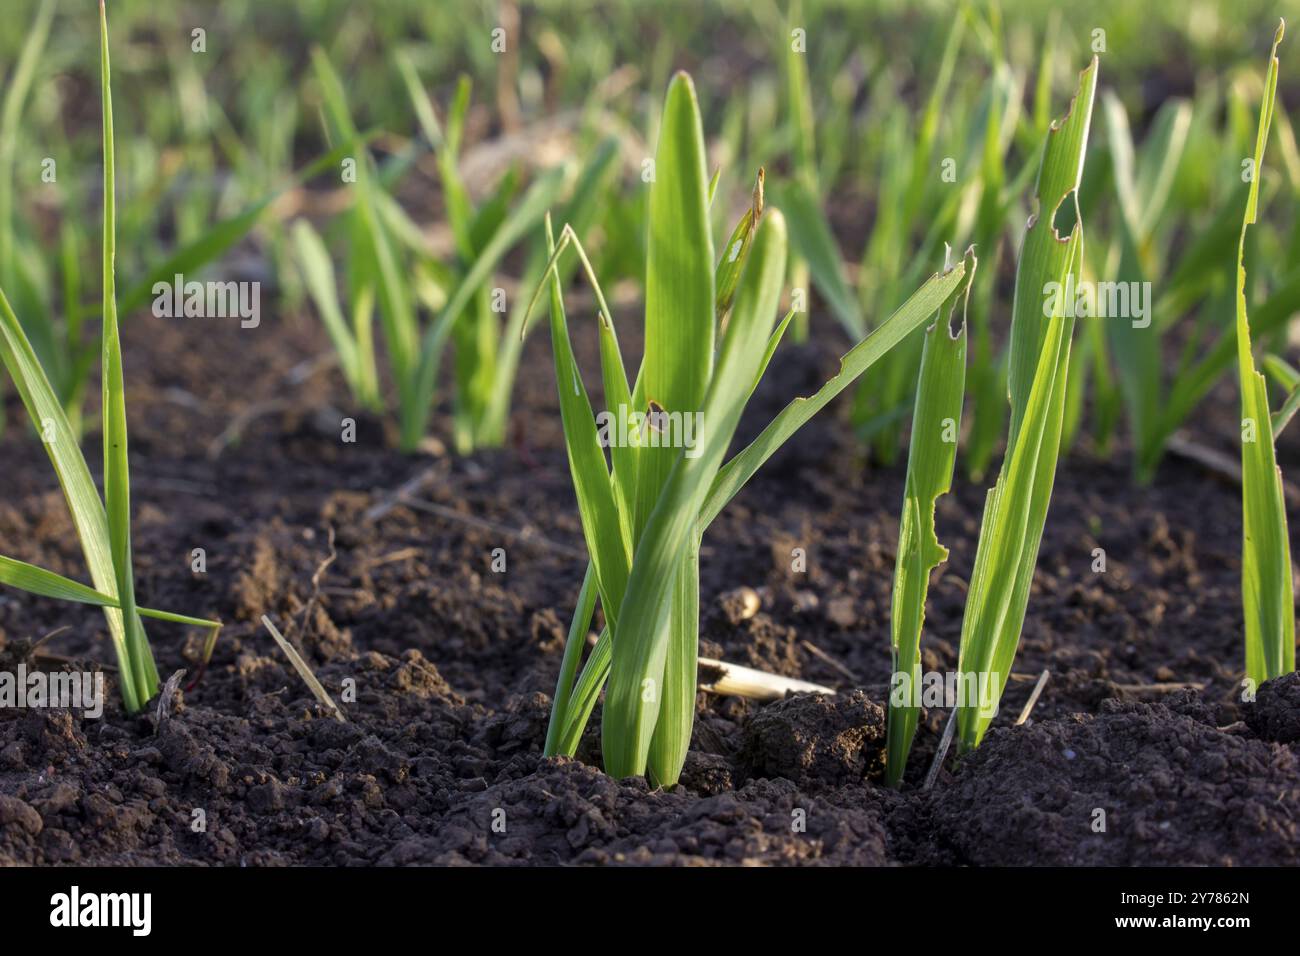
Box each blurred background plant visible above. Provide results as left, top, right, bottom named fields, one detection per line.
left=1, top=0, right=1296, bottom=469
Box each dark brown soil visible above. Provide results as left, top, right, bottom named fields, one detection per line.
left=1, top=297, right=1298, bottom=866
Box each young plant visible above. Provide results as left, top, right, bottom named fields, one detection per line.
left=399, top=62, right=622, bottom=453
left=0, top=0, right=347, bottom=439
left=1074, top=55, right=1300, bottom=481
left=295, top=51, right=577, bottom=453
left=0, top=1, right=220, bottom=714
left=886, top=248, right=973, bottom=787
left=536, top=72, right=977, bottom=786
left=1236, top=22, right=1294, bottom=691
left=773, top=0, right=863, bottom=344
left=954, top=57, right=1098, bottom=752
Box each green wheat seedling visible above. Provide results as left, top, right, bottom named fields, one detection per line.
left=772, top=4, right=1033, bottom=471
left=296, top=51, right=585, bottom=453
left=885, top=248, right=973, bottom=787
left=1090, top=68, right=1300, bottom=483
left=774, top=0, right=863, bottom=345
left=0, top=1, right=220, bottom=714
left=1236, top=22, right=1294, bottom=691
left=953, top=56, right=1098, bottom=753
left=532, top=72, right=977, bottom=786
left=397, top=63, right=620, bottom=454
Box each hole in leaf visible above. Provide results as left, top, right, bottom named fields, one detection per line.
left=1050, top=189, right=1079, bottom=240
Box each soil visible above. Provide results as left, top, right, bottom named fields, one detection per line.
left=1, top=296, right=1299, bottom=867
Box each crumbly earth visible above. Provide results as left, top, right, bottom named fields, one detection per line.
left=1, top=300, right=1297, bottom=866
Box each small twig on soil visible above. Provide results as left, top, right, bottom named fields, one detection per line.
left=205, top=353, right=339, bottom=461
left=31, top=625, right=71, bottom=653
left=285, top=352, right=339, bottom=386
left=799, top=639, right=859, bottom=684
left=260, top=614, right=346, bottom=722
left=1015, top=669, right=1051, bottom=726
left=364, top=467, right=440, bottom=522
left=1112, top=681, right=1206, bottom=693
left=1167, top=432, right=1300, bottom=506
left=295, top=527, right=338, bottom=641
left=371, top=547, right=422, bottom=566
left=697, top=657, right=835, bottom=700
left=403, top=497, right=586, bottom=560
left=206, top=398, right=292, bottom=460
left=924, top=709, right=959, bottom=791
left=321, top=586, right=371, bottom=599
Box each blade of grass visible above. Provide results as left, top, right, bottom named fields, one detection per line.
left=1237, top=22, right=1294, bottom=687
left=0, top=557, right=218, bottom=631
left=885, top=250, right=972, bottom=787
left=955, top=57, right=1098, bottom=751
left=100, top=0, right=157, bottom=707
left=311, top=48, right=420, bottom=447
left=540, top=215, right=631, bottom=631
left=292, top=219, right=378, bottom=407
left=480, top=137, right=620, bottom=446
left=629, top=72, right=716, bottom=544
left=602, top=208, right=787, bottom=782
left=700, top=256, right=974, bottom=530
left=409, top=163, right=570, bottom=448
left=0, top=285, right=139, bottom=708
left=775, top=178, right=864, bottom=337
left=543, top=562, right=599, bottom=756
left=1263, top=354, right=1300, bottom=438
left=716, top=168, right=765, bottom=331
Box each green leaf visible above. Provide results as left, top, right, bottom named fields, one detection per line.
left=0, top=284, right=139, bottom=703
left=543, top=562, right=599, bottom=756
left=647, top=539, right=700, bottom=785
left=774, top=177, right=864, bottom=337
left=602, top=209, right=787, bottom=783
left=0, top=555, right=121, bottom=606
left=885, top=251, right=972, bottom=787
left=700, top=256, right=973, bottom=530
left=0, top=556, right=221, bottom=631
left=1236, top=22, right=1294, bottom=687
left=558, top=626, right=612, bottom=756
left=550, top=224, right=639, bottom=545
left=293, top=220, right=365, bottom=400
left=1102, top=91, right=1162, bottom=479
left=1263, top=354, right=1300, bottom=438
left=715, top=168, right=765, bottom=330
left=481, top=137, right=620, bottom=446
left=409, top=163, right=570, bottom=449
left=311, top=48, right=420, bottom=446
left=956, top=57, right=1099, bottom=751
left=631, top=72, right=716, bottom=542
left=100, top=0, right=157, bottom=707
left=541, top=217, right=631, bottom=631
